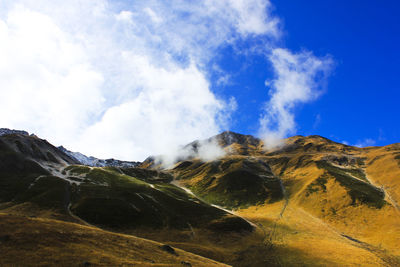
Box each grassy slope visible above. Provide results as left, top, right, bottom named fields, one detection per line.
left=1, top=164, right=254, bottom=266
left=2, top=133, right=400, bottom=266
left=261, top=138, right=400, bottom=263
left=65, top=166, right=252, bottom=233
left=67, top=166, right=258, bottom=266
left=0, top=133, right=254, bottom=266
left=0, top=213, right=228, bottom=267
left=365, top=145, right=400, bottom=210
left=172, top=157, right=284, bottom=209
left=169, top=135, right=400, bottom=266
left=237, top=202, right=392, bottom=266
left=260, top=138, right=400, bottom=265
left=0, top=139, right=50, bottom=202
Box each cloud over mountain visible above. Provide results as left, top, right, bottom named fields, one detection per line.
left=0, top=0, right=332, bottom=160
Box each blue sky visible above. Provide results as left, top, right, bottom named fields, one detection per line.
left=0, top=0, right=398, bottom=160
left=214, top=1, right=400, bottom=147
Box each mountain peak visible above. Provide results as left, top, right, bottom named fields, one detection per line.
left=58, top=146, right=140, bottom=168
left=213, top=131, right=261, bottom=148
left=0, top=128, right=29, bottom=137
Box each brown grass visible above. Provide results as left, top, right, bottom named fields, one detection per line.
left=0, top=213, right=228, bottom=267
left=2, top=134, right=400, bottom=266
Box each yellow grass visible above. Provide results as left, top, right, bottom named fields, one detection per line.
left=0, top=213, right=228, bottom=267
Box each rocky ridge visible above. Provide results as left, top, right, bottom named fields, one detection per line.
left=58, top=146, right=140, bottom=168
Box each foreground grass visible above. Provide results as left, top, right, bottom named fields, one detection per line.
left=0, top=213, right=228, bottom=267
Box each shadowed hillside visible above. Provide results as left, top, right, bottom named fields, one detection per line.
left=0, top=131, right=255, bottom=266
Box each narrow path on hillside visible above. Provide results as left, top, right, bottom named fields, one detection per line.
left=297, top=208, right=399, bottom=266
left=264, top=176, right=289, bottom=249
left=63, top=183, right=95, bottom=227
left=170, top=179, right=257, bottom=228
left=8, top=174, right=47, bottom=203
left=362, top=169, right=400, bottom=214
left=257, top=170, right=396, bottom=266
left=278, top=179, right=289, bottom=218
left=384, top=190, right=400, bottom=212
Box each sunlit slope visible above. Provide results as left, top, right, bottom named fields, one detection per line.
left=237, top=201, right=397, bottom=266
left=364, top=143, right=400, bottom=211
left=172, top=157, right=284, bottom=209
left=0, top=213, right=228, bottom=267
left=170, top=132, right=400, bottom=266
left=263, top=135, right=400, bottom=257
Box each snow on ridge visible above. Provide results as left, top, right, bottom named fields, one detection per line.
left=0, top=128, right=30, bottom=137
left=58, top=146, right=140, bottom=168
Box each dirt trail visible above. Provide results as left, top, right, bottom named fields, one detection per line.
left=63, top=183, right=95, bottom=227
left=170, top=180, right=257, bottom=228
left=363, top=169, right=400, bottom=214
left=384, top=190, right=400, bottom=212
left=264, top=176, right=288, bottom=248
left=297, top=208, right=399, bottom=266
left=278, top=179, right=288, bottom=218
left=254, top=168, right=397, bottom=266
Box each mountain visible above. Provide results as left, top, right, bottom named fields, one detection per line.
left=1, top=129, right=400, bottom=266
left=0, top=128, right=30, bottom=137
left=0, top=131, right=80, bottom=204
left=140, top=131, right=264, bottom=169
left=0, top=129, right=252, bottom=266
left=186, top=131, right=263, bottom=156
left=58, top=146, right=140, bottom=168
left=166, top=131, right=400, bottom=266
left=0, top=128, right=140, bottom=168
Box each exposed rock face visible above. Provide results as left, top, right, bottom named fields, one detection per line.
left=58, top=146, right=140, bottom=168
left=141, top=131, right=265, bottom=168
left=0, top=128, right=140, bottom=168
left=0, top=128, right=29, bottom=137
left=184, top=131, right=263, bottom=156
left=213, top=131, right=262, bottom=148
left=0, top=132, right=78, bottom=166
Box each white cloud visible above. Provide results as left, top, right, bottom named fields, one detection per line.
left=0, top=0, right=332, bottom=161
left=313, top=114, right=322, bottom=129
left=75, top=55, right=225, bottom=161
left=354, top=138, right=376, bottom=148
left=259, top=48, right=333, bottom=148
left=157, top=137, right=227, bottom=168
left=0, top=7, right=105, bottom=142
left=225, top=0, right=280, bottom=36
left=0, top=0, right=279, bottom=161
left=115, top=10, right=133, bottom=23
left=197, top=139, right=226, bottom=162
left=143, top=8, right=162, bottom=24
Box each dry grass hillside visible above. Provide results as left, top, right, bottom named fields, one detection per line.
left=0, top=213, right=227, bottom=266
left=1, top=131, right=399, bottom=266
left=168, top=132, right=400, bottom=266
